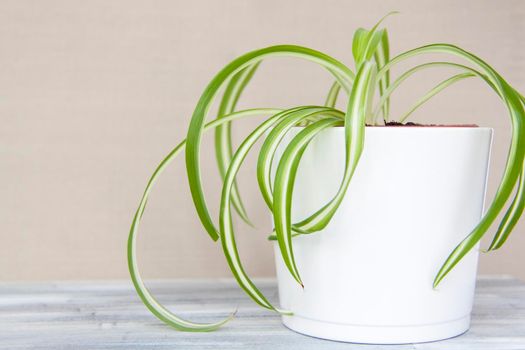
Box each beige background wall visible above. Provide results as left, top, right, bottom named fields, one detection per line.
left=1, top=0, right=524, bottom=281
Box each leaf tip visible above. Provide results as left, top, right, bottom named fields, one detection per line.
left=277, top=308, right=294, bottom=316
left=432, top=279, right=440, bottom=290
left=433, top=271, right=445, bottom=289
left=246, top=219, right=256, bottom=229
left=485, top=240, right=502, bottom=252
left=231, top=306, right=239, bottom=318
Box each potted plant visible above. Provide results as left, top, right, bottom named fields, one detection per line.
left=127, top=14, right=525, bottom=344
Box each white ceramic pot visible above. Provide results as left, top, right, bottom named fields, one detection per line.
left=273, top=126, right=493, bottom=344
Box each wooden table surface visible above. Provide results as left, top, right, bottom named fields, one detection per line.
left=1, top=276, right=524, bottom=349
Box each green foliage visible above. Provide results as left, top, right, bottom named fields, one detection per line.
left=129, top=16, right=525, bottom=330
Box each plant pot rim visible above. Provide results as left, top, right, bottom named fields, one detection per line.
left=291, top=125, right=493, bottom=132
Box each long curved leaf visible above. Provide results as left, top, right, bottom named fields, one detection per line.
left=399, top=72, right=475, bottom=122
left=378, top=44, right=525, bottom=287
left=488, top=161, right=525, bottom=250
left=257, top=107, right=344, bottom=209
left=272, top=118, right=343, bottom=285
left=289, top=61, right=377, bottom=233
left=128, top=108, right=281, bottom=331
left=487, top=93, right=525, bottom=250
left=373, top=62, right=496, bottom=120
left=382, top=63, right=524, bottom=253
left=185, top=45, right=355, bottom=242
left=265, top=62, right=376, bottom=284
left=219, top=106, right=345, bottom=308
left=215, top=63, right=260, bottom=225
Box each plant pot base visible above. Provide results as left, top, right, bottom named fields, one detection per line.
left=281, top=314, right=470, bottom=344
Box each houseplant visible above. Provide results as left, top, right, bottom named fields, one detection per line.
left=128, top=14, right=525, bottom=343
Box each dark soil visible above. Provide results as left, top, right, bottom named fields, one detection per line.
left=371, top=121, right=479, bottom=127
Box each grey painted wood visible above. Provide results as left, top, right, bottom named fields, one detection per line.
left=0, top=276, right=523, bottom=349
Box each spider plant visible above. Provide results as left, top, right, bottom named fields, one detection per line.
left=128, top=14, right=525, bottom=331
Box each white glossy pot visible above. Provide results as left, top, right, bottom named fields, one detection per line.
left=273, top=126, right=493, bottom=344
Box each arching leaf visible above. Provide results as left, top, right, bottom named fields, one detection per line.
left=128, top=108, right=280, bottom=331
left=215, top=63, right=260, bottom=225
left=185, top=45, right=355, bottom=242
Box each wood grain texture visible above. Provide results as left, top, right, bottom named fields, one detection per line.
left=0, top=276, right=524, bottom=349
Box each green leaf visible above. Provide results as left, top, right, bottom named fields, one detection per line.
left=353, top=29, right=383, bottom=71
left=215, top=63, right=260, bottom=226
left=399, top=72, right=475, bottom=122
left=185, top=45, right=354, bottom=242
left=220, top=106, right=344, bottom=307
left=290, top=61, right=377, bottom=234
left=488, top=164, right=525, bottom=250
left=352, top=28, right=369, bottom=69
left=351, top=14, right=395, bottom=124
left=373, top=62, right=496, bottom=121
left=487, top=93, right=525, bottom=250
left=272, top=118, right=343, bottom=285
left=374, top=29, right=390, bottom=122
left=378, top=44, right=525, bottom=287
left=352, top=12, right=397, bottom=71
left=128, top=108, right=281, bottom=331
left=267, top=63, right=376, bottom=284
left=324, top=82, right=342, bottom=108
left=257, top=107, right=344, bottom=209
